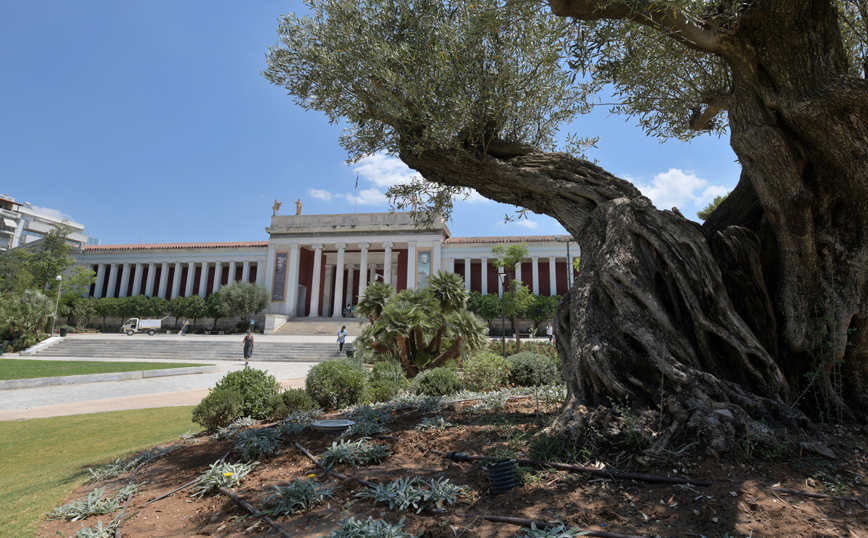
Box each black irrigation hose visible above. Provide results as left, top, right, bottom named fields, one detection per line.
left=434, top=450, right=724, bottom=487
left=456, top=513, right=648, bottom=538
left=143, top=451, right=231, bottom=506
left=218, top=486, right=294, bottom=538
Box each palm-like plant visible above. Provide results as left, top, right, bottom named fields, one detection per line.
left=356, top=281, right=394, bottom=324
left=428, top=308, right=489, bottom=368
left=426, top=271, right=469, bottom=354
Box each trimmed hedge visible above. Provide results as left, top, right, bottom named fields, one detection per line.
left=463, top=351, right=511, bottom=392
left=192, top=387, right=243, bottom=432
left=211, top=367, right=283, bottom=420
left=412, top=367, right=463, bottom=397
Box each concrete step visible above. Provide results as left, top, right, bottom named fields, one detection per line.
left=273, top=317, right=368, bottom=336
left=32, top=340, right=344, bottom=363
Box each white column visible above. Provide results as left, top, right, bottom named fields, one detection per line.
left=131, top=263, right=143, bottom=297
left=94, top=264, right=106, bottom=298
left=286, top=244, right=301, bottom=317
left=515, top=260, right=522, bottom=284
left=145, top=263, right=156, bottom=297
left=480, top=257, right=489, bottom=295
left=531, top=256, right=540, bottom=295
left=213, top=262, right=223, bottom=293
left=332, top=243, right=346, bottom=318
left=171, top=262, right=182, bottom=299
left=227, top=261, right=237, bottom=283
left=241, top=261, right=251, bottom=283
left=185, top=263, right=196, bottom=298
left=463, top=257, right=472, bottom=292
left=106, top=264, right=119, bottom=298
left=158, top=262, right=169, bottom=299
left=569, top=256, right=576, bottom=287
left=255, top=261, right=264, bottom=286
left=199, top=262, right=209, bottom=298
left=358, top=243, right=370, bottom=294
left=345, top=264, right=356, bottom=308
left=382, top=242, right=393, bottom=288
left=118, top=263, right=131, bottom=298
left=447, top=258, right=455, bottom=273
left=309, top=244, right=323, bottom=317
left=323, top=264, right=335, bottom=318
left=368, top=263, right=377, bottom=286
left=549, top=256, right=558, bottom=295
left=407, top=242, right=416, bottom=289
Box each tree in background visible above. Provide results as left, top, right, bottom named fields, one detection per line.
left=68, top=297, right=97, bottom=332
left=491, top=243, right=532, bottom=351
left=184, top=295, right=209, bottom=330
left=206, top=290, right=232, bottom=331
left=218, top=281, right=269, bottom=326
left=94, top=297, right=120, bottom=331
left=264, top=0, right=868, bottom=453
left=696, top=194, right=729, bottom=221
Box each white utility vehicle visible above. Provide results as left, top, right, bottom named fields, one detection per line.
left=120, top=318, right=162, bottom=336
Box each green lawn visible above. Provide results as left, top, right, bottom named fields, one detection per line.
left=0, top=359, right=209, bottom=381
left=0, top=406, right=199, bottom=537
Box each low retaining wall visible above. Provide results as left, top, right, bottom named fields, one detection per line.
left=0, top=364, right=219, bottom=391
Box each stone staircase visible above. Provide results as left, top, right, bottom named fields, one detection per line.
left=31, top=339, right=342, bottom=363
left=273, top=317, right=368, bottom=336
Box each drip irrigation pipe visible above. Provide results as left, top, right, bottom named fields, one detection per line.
left=456, top=513, right=647, bottom=538
left=143, top=450, right=231, bottom=506
left=218, top=486, right=293, bottom=538
left=433, top=450, right=723, bottom=487
left=770, top=487, right=868, bottom=508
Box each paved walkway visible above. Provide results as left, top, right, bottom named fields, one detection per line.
left=0, top=334, right=350, bottom=421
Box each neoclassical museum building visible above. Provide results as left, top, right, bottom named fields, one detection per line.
left=75, top=212, right=578, bottom=330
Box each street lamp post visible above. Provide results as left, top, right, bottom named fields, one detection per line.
left=555, top=237, right=575, bottom=288
left=50, top=275, right=63, bottom=336
left=499, top=272, right=507, bottom=358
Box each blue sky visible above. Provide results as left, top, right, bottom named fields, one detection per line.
left=0, top=1, right=740, bottom=246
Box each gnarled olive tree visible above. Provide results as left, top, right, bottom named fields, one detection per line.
left=265, top=0, right=868, bottom=455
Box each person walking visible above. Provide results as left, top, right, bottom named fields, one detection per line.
left=242, top=330, right=254, bottom=366
left=337, top=325, right=348, bottom=353
left=179, top=318, right=189, bottom=336
left=546, top=322, right=553, bottom=343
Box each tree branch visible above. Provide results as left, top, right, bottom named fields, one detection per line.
left=689, top=96, right=728, bottom=131
left=546, top=0, right=721, bottom=52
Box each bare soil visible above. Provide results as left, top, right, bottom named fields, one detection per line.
left=40, top=400, right=868, bottom=538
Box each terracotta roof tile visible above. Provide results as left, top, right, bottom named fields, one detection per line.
left=446, top=235, right=573, bottom=244
left=84, top=241, right=268, bottom=252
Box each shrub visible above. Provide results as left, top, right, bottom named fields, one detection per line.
left=306, top=359, right=369, bottom=409
left=211, top=367, right=283, bottom=420
left=192, top=387, right=243, bottom=432
left=368, top=379, right=407, bottom=403
left=281, top=388, right=318, bottom=413
left=411, top=367, right=463, bottom=397
left=462, top=351, right=511, bottom=392
left=508, top=352, right=561, bottom=386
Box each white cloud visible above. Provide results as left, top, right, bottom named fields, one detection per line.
left=353, top=154, right=418, bottom=188
left=346, top=187, right=387, bottom=206
left=494, top=219, right=539, bottom=230
left=308, top=189, right=334, bottom=202
left=30, top=205, right=76, bottom=222
left=635, top=168, right=727, bottom=210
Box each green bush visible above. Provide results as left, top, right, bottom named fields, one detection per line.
left=367, top=361, right=410, bottom=403
left=280, top=388, right=318, bottom=414
left=508, top=352, right=561, bottom=386
left=306, top=359, right=369, bottom=409
left=412, top=367, right=463, bottom=397
left=463, top=351, right=511, bottom=392
left=192, top=388, right=243, bottom=432
left=486, top=340, right=558, bottom=360
left=211, top=367, right=283, bottom=420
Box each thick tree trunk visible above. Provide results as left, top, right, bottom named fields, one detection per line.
left=394, top=0, right=868, bottom=456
